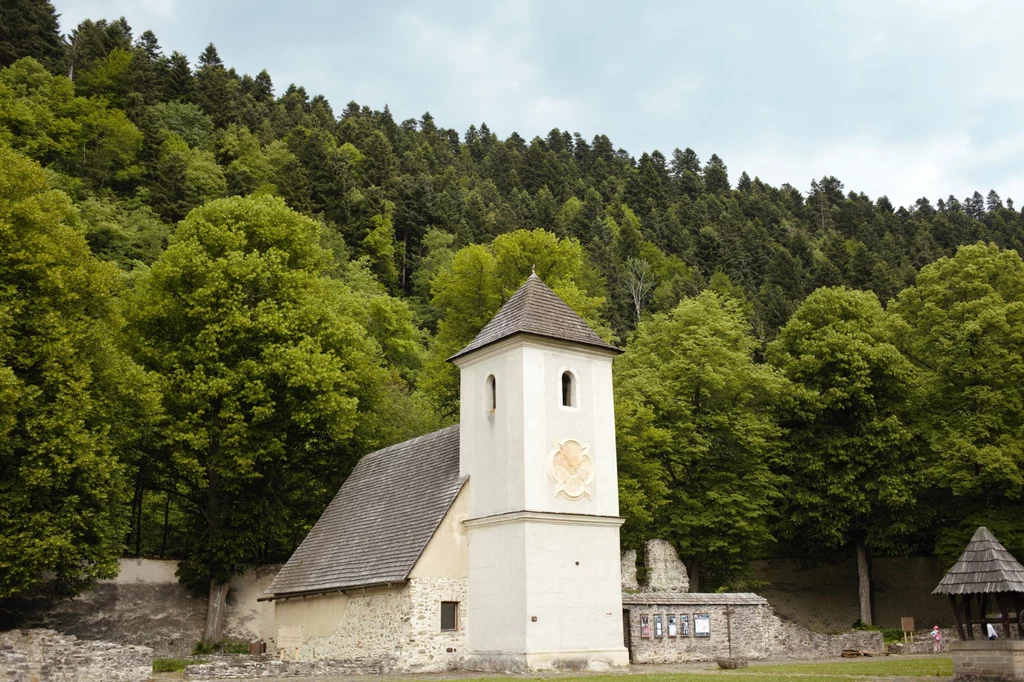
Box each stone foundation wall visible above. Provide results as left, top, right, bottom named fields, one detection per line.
left=625, top=596, right=885, bottom=663
left=0, top=628, right=153, bottom=682
left=950, top=641, right=1024, bottom=681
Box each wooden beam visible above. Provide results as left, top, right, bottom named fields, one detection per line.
left=950, top=595, right=966, bottom=642
left=996, top=592, right=1011, bottom=639
left=965, top=595, right=974, bottom=640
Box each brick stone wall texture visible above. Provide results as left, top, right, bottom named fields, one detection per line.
left=950, top=641, right=1024, bottom=681
left=293, top=577, right=467, bottom=673
left=0, top=628, right=153, bottom=682
left=625, top=601, right=885, bottom=664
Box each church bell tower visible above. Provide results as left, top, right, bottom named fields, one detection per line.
left=449, top=272, right=629, bottom=671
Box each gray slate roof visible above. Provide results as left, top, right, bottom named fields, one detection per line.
left=933, top=526, right=1024, bottom=595
left=449, top=272, right=620, bottom=361
left=622, top=592, right=768, bottom=606
left=265, top=425, right=465, bottom=599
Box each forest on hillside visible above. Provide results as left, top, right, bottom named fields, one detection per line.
left=3, top=1, right=1024, bottom=636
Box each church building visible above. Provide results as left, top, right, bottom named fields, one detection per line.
left=263, top=272, right=630, bottom=672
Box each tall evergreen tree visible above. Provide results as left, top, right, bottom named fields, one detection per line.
left=0, top=0, right=65, bottom=72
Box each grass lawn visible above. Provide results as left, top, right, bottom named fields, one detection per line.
left=442, top=658, right=953, bottom=682
left=741, top=657, right=953, bottom=677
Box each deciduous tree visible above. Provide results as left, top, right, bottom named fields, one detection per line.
left=616, top=292, right=786, bottom=590
left=767, top=286, right=921, bottom=624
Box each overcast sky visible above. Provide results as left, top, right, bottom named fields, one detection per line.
left=53, top=0, right=1024, bottom=208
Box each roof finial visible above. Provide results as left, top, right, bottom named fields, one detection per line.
left=531, top=264, right=536, bottom=276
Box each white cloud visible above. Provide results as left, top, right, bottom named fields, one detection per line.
left=729, top=131, right=1024, bottom=207
left=393, top=0, right=586, bottom=136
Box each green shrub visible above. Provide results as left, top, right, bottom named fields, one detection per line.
left=152, top=658, right=205, bottom=673
left=222, top=640, right=251, bottom=655
left=852, top=621, right=904, bottom=644
left=192, top=640, right=219, bottom=656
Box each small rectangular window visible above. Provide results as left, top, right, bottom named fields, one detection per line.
left=440, top=601, right=458, bottom=631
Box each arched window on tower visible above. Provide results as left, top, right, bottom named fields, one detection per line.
left=486, top=374, right=496, bottom=412
left=561, top=371, right=575, bottom=407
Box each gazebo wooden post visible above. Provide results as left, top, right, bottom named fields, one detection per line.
left=996, top=592, right=1012, bottom=639
left=1017, top=594, right=1024, bottom=638
left=950, top=595, right=966, bottom=641
left=964, top=596, right=974, bottom=640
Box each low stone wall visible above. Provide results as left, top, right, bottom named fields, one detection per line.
left=0, top=628, right=153, bottom=682
left=950, top=640, right=1024, bottom=680
left=183, top=654, right=390, bottom=679
left=623, top=593, right=884, bottom=663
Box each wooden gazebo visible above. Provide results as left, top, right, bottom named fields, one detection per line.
left=933, top=527, right=1024, bottom=640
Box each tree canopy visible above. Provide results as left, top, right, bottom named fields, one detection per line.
left=2, top=6, right=1024, bottom=612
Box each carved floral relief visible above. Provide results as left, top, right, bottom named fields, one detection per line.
left=548, top=437, right=594, bottom=500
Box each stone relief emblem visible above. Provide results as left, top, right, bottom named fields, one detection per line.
left=547, top=437, right=594, bottom=500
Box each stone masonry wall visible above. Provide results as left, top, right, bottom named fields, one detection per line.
left=406, top=577, right=467, bottom=671
left=950, top=641, right=1024, bottom=681
left=626, top=600, right=885, bottom=663
left=0, top=628, right=153, bottom=682
left=293, top=586, right=409, bottom=665
left=290, top=578, right=467, bottom=672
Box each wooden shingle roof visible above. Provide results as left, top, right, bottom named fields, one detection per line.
left=448, top=272, right=620, bottom=361
left=933, top=526, right=1024, bottom=595
left=264, top=425, right=465, bottom=599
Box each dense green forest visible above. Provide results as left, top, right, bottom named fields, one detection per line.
left=3, top=1, right=1024, bottom=635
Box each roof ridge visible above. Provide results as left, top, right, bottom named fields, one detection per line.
left=448, top=273, right=620, bottom=361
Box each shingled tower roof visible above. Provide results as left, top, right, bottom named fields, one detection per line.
left=449, top=272, right=620, bottom=361
left=933, top=526, right=1024, bottom=595
left=264, top=425, right=465, bottom=599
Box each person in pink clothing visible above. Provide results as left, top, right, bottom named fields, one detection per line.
left=929, top=625, right=942, bottom=653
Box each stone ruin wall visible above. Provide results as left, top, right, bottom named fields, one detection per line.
left=623, top=540, right=885, bottom=663
left=624, top=600, right=885, bottom=664
left=642, top=539, right=690, bottom=592
left=0, top=629, right=153, bottom=682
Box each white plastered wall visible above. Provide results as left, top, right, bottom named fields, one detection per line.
left=456, top=335, right=627, bottom=669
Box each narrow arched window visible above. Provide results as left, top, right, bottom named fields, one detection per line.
left=561, top=371, right=574, bottom=407
left=486, top=374, right=496, bottom=411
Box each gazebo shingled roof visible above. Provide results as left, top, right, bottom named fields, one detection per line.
left=933, top=526, right=1024, bottom=596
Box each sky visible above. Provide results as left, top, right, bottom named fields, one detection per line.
left=52, top=0, right=1024, bottom=208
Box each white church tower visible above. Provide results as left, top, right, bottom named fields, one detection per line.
left=449, top=272, right=630, bottom=671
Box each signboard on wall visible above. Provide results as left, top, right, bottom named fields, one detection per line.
left=654, top=614, right=664, bottom=637
left=668, top=615, right=677, bottom=637
left=680, top=614, right=690, bottom=636
left=277, top=625, right=304, bottom=660
left=640, top=615, right=651, bottom=638
left=695, top=614, right=711, bottom=637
